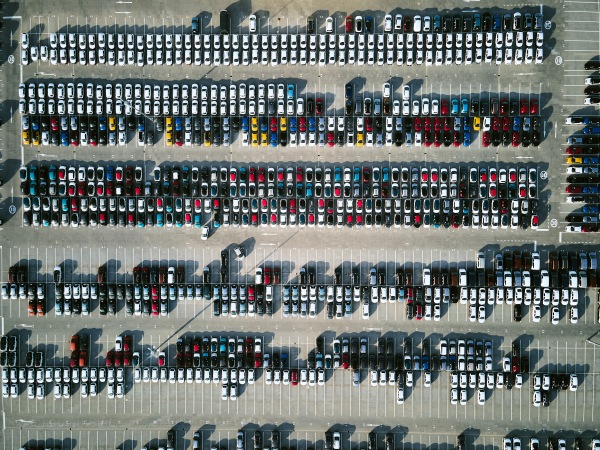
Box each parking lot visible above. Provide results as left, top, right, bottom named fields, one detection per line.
left=2, top=0, right=600, bottom=448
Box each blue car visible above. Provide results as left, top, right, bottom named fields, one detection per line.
left=99, top=116, right=107, bottom=131
left=461, top=99, right=469, bottom=114
left=175, top=117, right=182, bottom=131
left=583, top=127, right=600, bottom=134
left=270, top=131, right=278, bottom=147
left=29, top=165, right=37, bottom=181
left=308, top=117, right=316, bottom=133
left=106, top=166, right=114, bottom=181
left=353, top=167, right=361, bottom=182
left=306, top=183, right=313, bottom=198
left=584, top=157, right=600, bottom=164
left=583, top=205, right=599, bottom=213
left=289, top=118, right=296, bottom=133
left=583, top=186, right=599, bottom=194
left=287, top=84, right=294, bottom=99
left=156, top=213, right=164, bottom=227
left=463, top=132, right=471, bottom=147
left=48, top=165, right=57, bottom=181
left=493, top=14, right=501, bottom=31
left=334, top=167, right=342, bottom=182
left=194, top=214, right=202, bottom=228
left=241, top=117, right=249, bottom=131
left=451, top=99, right=459, bottom=115
left=513, top=117, right=521, bottom=132
left=61, top=132, right=69, bottom=146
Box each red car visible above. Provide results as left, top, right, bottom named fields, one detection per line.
left=413, top=117, right=422, bottom=132
left=291, top=369, right=299, bottom=386
left=512, top=132, right=520, bottom=147
left=123, top=335, right=132, bottom=353
left=482, top=131, right=491, bottom=147
left=296, top=167, right=303, bottom=181
left=441, top=100, right=450, bottom=115
left=520, top=99, right=529, bottom=115
left=299, top=118, right=307, bottom=132
left=566, top=185, right=583, bottom=193
left=158, top=353, right=166, bottom=367
left=530, top=99, right=539, bottom=115
left=327, top=132, right=335, bottom=147
left=453, top=131, right=461, bottom=146
left=270, top=118, right=277, bottom=132
left=434, top=117, right=442, bottom=131
left=345, top=16, right=353, bottom=33
left=415, top=304, right=423, bottom=320
left=315, top=98, right=324, bottom=114
left=424, top=117, right=432, bottom=131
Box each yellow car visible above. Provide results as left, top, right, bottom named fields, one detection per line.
left=108, top=116, right=116, bottom=131
left=356, top=132, right=364, bottom=147
left=32, top=130, right=40, bottom=146
left=22, top=130, right=31, bottom=145
left=280, top=117, right=287, bottom=132
left=165, top=130, right=173, bottom=146
left=204, top=131, right=211, bottom=146
left=567, top=156, right=583, bottom=164
left=251, top=117, right=258, bottom=132
left=165, top=117, right=173, bottom=132
left=261, top=132, right=268, bottom=146
left=251, top=132, right=259, bottom=147
left=472, top=116, right=481, bottom=131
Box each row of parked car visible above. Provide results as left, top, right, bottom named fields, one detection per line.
left=20, top=113, right=542, bottom=149
left=20, top=10, right=545, bottom=67
left=563, top=115, right=600, bottom=233
left=18, top=81, right=542, bottom=119
left=20, top=163, right=540, bottom=202
left=20, top=34, right=545, bottom=68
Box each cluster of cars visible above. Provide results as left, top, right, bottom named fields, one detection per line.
left=136, top=335, right=266, bottom=392
left=0, top=334, right=19, bottom=372
left=583, top=61, right=600, bottom=105
left=448, top=340, right=529, bottom=406
left=19, top=163, right=540, bottom=230
left=531, top=372, right=578, bottom=407
left=17, top=79, right=541, bottom=149
left=53, top=264, right=202, bottom=317
left=20, top=10, right=544, bottom=69
left=564, top=115, right=600, bottom=232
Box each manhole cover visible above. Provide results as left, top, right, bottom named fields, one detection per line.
left=544, top=20, right=551, bottom=30
left=540, top=171, right=548, bottom=180
left=555, top=56, right=563, bottom=65
left=7, top=55, right=14, bottom=64
left=8, top=205, right=16, bottom=214
left=550, top=219, right=558, bottom=228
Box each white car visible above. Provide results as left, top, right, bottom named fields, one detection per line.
left=551, top=306, right=560, bottom=325
left=532, top=390, right=541, bottom=407
left=569, top=374, right=578, bottom=391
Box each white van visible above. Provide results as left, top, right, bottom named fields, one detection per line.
left=476, top=252, right=485, bottom=269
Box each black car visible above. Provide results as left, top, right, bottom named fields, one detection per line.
left=584, top=60, right=600, bottom=70
left=513, top=304, right=522, bottom=321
